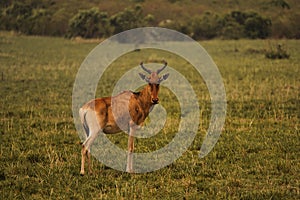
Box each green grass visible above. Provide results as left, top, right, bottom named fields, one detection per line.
left=0, top=32, right=299, bottom=199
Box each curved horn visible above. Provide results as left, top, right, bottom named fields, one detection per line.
left=157, top=61, right=167, bottom=74
left=140, top=62, right=151, bottom=74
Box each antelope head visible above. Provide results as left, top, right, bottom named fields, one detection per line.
left=139, top=61, right=169, bottom=104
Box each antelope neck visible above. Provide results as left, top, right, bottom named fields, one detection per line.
left=138, top=85, right=154, bottom=108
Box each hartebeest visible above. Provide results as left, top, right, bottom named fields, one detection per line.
left=79, top=61, right=169, bottom=175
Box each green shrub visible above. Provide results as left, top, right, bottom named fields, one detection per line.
left=158, top=19, right=192, bottom=36
left=191, top=12, right=223, bottom=40
left=0, top=2, right=32, bottom=32
left=265, top=44, right=290, bottom=59
left=222, top=11, right=272, bottom=39
left=269, top=0, right=290, bottom=9
left=221, top=19, right=245, bottom=39
left=244, top=13, right=272, bottom=39
left=68, top=8, right=111, bottom=38
left=0, top=1, right=54, bottom=35
left=110, top=5, right=149, bottom=34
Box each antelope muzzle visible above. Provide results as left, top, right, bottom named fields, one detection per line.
left=152, top=97, right=159, bottom=104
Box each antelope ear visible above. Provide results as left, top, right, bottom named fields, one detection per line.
left=139, top=73, right=146, bottom=80
left=162, top=73, right=169, bottom=80
left=158, top=73, right=169, bottom=83
left=139, top=73, right=150, bottom=82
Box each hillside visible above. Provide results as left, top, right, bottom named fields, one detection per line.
left=0, top=0, right=299, bottom=39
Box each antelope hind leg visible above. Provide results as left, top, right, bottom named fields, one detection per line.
left=80, top=141, right=95, bottom=175
left=87, top=150, right=93, bottom=174
left=80, top=145, right=87, bottom=175
left=80, top=110, right=102, bottom=175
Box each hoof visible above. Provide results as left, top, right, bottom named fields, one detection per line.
left=126, top=169, right=135, bottom=173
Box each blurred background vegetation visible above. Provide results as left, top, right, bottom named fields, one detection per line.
left=0, top=0, right=299, bottom=40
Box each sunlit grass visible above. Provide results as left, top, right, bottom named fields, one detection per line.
left=0, top=32, right=299, bottom=199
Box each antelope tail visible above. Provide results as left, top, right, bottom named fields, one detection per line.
left=79, top=108, right=90, bottom=138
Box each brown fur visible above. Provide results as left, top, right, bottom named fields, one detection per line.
left=80, top=62, right=168, bottom=174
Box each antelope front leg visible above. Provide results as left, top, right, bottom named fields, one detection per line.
left=126, top=121, right=136, bottom=173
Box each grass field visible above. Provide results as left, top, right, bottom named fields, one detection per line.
left=0, top=31, right=299, bottom=199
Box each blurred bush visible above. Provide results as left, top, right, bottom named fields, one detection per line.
left=68, top=8, right=111, bottom=38
left=0, top=1, right=298, bottom=40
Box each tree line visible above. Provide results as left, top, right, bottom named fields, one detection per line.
left=0, top=1, right=297, bottom=40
